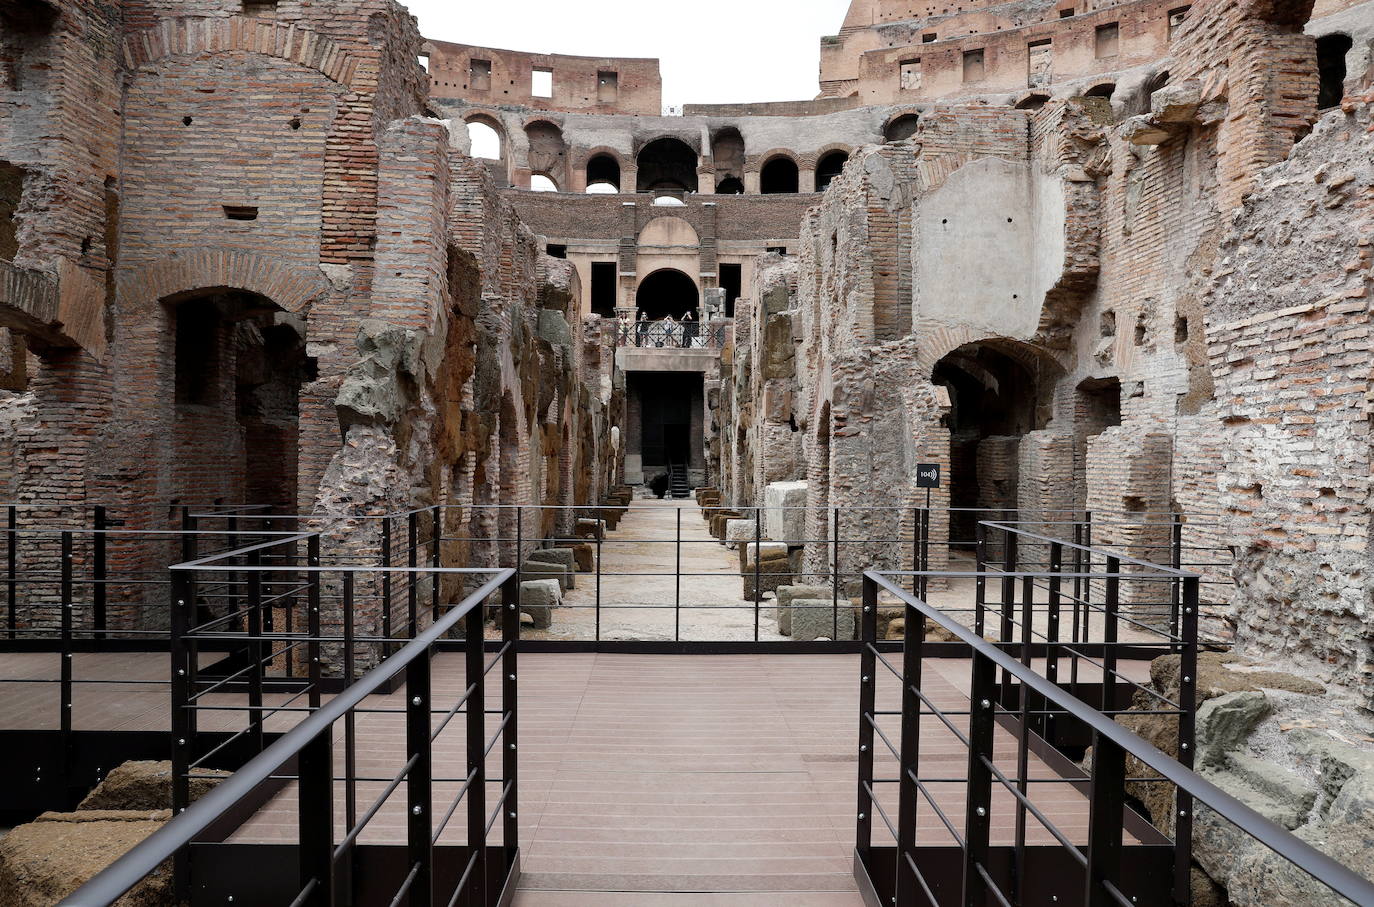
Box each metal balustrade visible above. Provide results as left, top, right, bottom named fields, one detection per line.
left=61, top=526, right=520, bottom=907
left=853, top=558, right=1374, bottom=906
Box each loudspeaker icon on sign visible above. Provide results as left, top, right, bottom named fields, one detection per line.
left=916, top=464, right=941, bottom=489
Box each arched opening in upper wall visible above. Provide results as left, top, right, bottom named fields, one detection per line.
left=711, top=127, right=746, bottom=193
left=884, top=114, right=921, bottom=143
left=524, top=120, right=567, bottom=189
left=637, top=137, right=698, bottom=192
left=465, top=116, right=504, bottom=161
left=1085, top=82, right=1116, bottom=101
left=816, top=150, right=850, bottom=191
left=1015, top=93, right=1051, bottom=110
left=635, top=268, right=699, bottom=320
left=760, top=155, right=800, bottom=194
left=530, top=174, right=558, bottom=192
left=586, top=153, right=621, bottom=193
left=931, top=339, right=1058, bottom=547
left=1317, top=33, right=1353, bottom=109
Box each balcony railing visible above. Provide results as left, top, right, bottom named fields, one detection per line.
left=616, top=319, right=727, bottom=349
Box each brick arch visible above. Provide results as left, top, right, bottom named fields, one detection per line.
left=121, top=16, right=368, bottom=90
left=575, top=146, right=627, bottom=169
left=119, top=250, right=332, bottom=315
left=916, top=326, right=1067, bottom=377
left=746, top=148, right=801, bottom=173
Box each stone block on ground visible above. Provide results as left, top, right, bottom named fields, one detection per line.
left=742, top=554, right=792, bottom=600
left=556, top=542, right=595, bottom=572
left=742, top=542, right=789, bottom=569
left=528, top=548, right=577, bottom=588
left=574, top=519, right=605, bottom=541
left=724, top=519, right=758, bottom=551
left=521, top=560, right=569, bottom=593
left=763, top=481, right=808, bottom=545
left=519, top=579, right=561, bottom=630
left=775, top=584, right=831, bottom=635
left=0, top=810, right=173, bottom=907
left=79, top=760, right=229, bottom=811
left=791, top=598, right=856, bottom=641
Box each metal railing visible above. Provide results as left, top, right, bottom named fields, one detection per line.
left=615, top=318, right=727, bottom=349
left=854, top=564, right=1374, bottom=906
left=61, top=530, right=520, bottom=907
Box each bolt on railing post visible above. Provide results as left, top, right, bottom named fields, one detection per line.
left=894, top=593, right=926, bottom=907
left=59, top=530, right=73, bottom=802
left=93, top=505, right=107, bottom=639
left=297, top=727, right=334, bottom=907
left=962, top=650, right=997, bottom=907
left=405, top=647, right=433, bottom=907
left=501, top=571, right=520, bottom=860
left=1084, top=733, right=1127, bottom=907
left=1175, top=574, right=1200, bottom=906
left=306, top=535, right=322, bottom=711
left=407, top=512, right=419, bottom=639
left=464, top=593, right=488, bottom=904
left=974, top=522, right=988, bottom=638
left=855, top=574, right=878, bottom=859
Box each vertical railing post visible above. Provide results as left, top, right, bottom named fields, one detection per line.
left=1170, top=514, right=1184, bottom=640
left=1014, top=573, right=1035, bottom=901
left=831, top=507, right=840, bottom=640
left=306, top=535, right=322, bottom=711
left=1103, top=555, right=1121, bottom=712
left=169, top=529, right=197, bottom=897
left=381, top=518, right=393, bottom=661
left=465, top=590, right=488, bottom=904
left=855, top=574, right=878, bottom=860
left=753, top=506, right=762, bottom=642
left=974, top=521, right=988, bottom=637
left=501, top=571, right=520, bottom=860
left=407, top=512, right=419, bottom=638
left=298, top=727, right=335, bottom=907
left=894, top=594, right=925, bottom=906
left=911, top=506, right=920, bottom=597
left=406, top=647, right=433, bottom=907
left=594, top=512, right=602, bottom=642
left=93, top=505, right=107, bottom=639
left=431, top=506, right=441, bottom=623
left=919, top=506, right=930, bottom=600
left=59, top=530, right=74, bottom=803
left=1071, top=519, right=1084, bottom=694
left=962, top=650, right=997, bottom=907
left=1175, top=575, right=1200, bottom=906
left=342, top=572, right=357, bottom=902
left=6, top=504, right=15, bottom=639
left=246, top=549, right=266, bottom=756
left=675, top=507, right=682, bottom=643
left=1084, top=734, right=1126, bottom=907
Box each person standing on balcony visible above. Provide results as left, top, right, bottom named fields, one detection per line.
left=618, top=311, right=632, bottom=346
left=662, top=313, right=680, bottom=348
left=682, top=309, right=697, bottom=347
left=637, top=311, right=649, bottom=347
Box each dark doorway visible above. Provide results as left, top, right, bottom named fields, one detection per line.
left=1317, top=34, right=1352, bottom=109
left=628, top=371, right=705, bottom=484
left=816, top=151, right=849, bottom=191
left=884, top=114, right=920, bottom=142
left=719, top=263, right=742, bottom=318
left=591, top=261, right=617, bottom=316
left=636, top=269, right=699, bottom=320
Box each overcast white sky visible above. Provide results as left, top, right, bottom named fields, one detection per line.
left=404, top=0, right=854, bottom=109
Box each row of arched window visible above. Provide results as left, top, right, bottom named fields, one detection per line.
left=464, top=117, right=858, bottom=195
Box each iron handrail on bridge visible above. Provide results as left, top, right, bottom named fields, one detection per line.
left=60, top=554, right=521, bottom=907
left=854, top=568, right=1374, bottom=907
left=616, top=318, right=726, bottom=349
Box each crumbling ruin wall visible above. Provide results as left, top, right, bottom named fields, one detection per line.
left=1200, top=87, right=1374, bottom=697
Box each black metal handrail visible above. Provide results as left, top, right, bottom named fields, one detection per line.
left=855, top=568, right=1374, bottom=907
left=616, top=318, right=726, bottom=349
left=59, top=564, right=519, bottom=907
